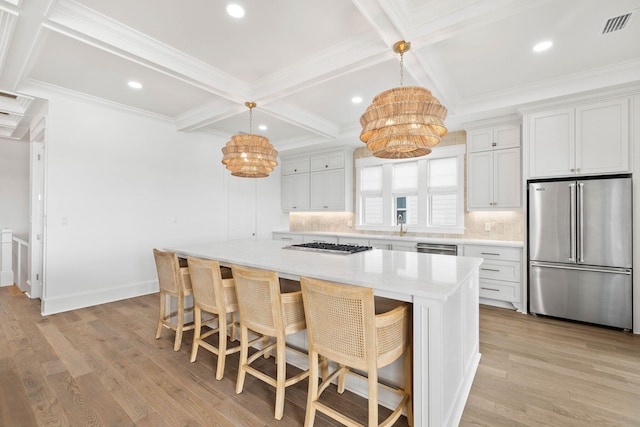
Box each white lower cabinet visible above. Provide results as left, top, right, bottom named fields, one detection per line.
left=463, top=244, right=522, bottom=310
left=272, top=232, right=304, bottom=243
left=389, top=241, right=416, bottom=252
left=338, top=237, right=371, bottom=246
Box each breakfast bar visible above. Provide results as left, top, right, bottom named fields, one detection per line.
left=167, top=239, right=483, bottom=427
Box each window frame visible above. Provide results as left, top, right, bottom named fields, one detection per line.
left=355, top=144, right=466, bottom=234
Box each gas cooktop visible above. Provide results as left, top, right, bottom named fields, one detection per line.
left=283, top=242, right=373, bottom=255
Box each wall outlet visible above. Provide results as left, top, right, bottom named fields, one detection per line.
left=484, top=222, right=491, bottom=232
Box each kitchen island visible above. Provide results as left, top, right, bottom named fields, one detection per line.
left=167, top=239, right=483, bottom=427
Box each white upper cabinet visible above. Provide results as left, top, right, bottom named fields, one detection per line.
left=467, top=124, right=520, bottom=153
left=281, top=173, right=310, bottom=211
left=527, top=97, right=629, bottom=178
left=466, top=123, right=521, bottom=210
left=281, top=149, right=353, bottom=212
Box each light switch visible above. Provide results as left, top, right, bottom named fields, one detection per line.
left=484, top=222, right=491, bottom=231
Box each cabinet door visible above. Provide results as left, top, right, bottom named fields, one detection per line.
left=494, top=124, right=520, bottom=149
left=467, top=127, right=494, bottom=152
left=281, top=173, right=309, bottom=211
left=494, top=148, right=521, bottom=208
left=576, top=98, right=629, bottom=175
left=310, top=152, right=344, bottom=171
left=282, top=157, right=310, bottom=175
left=528, top=108, right=574, bottom=178
left=310, top=169, right=344, bottom=210
left=467, top=151, right=493, bottom=209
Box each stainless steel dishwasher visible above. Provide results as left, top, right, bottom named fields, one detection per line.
left=416, top=242, right=458, bottom=255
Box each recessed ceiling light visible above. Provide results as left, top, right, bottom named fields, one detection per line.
left=533, top=40, right=553, bottom=52
left=226, top=4, right=245, bottom=18
left=258, top=124, right=267, bottom=131
left=351, top=96, right=363, bottom=104
left=128, top=81, right=143, bottom=89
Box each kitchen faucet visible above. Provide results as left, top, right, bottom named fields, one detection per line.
left=398, top=214, right=407, bottom=236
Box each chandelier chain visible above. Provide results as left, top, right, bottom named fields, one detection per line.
left=399, top=52, right=404, bottom=87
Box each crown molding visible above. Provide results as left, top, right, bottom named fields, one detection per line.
left=19, top=78, right=173, bottom=122
left=456, top=58, right=640, bottom=117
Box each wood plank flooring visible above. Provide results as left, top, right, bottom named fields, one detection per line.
left=1, top=285, right=639, bottom=426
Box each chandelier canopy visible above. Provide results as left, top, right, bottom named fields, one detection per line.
left=359, top=41, right=448, bottom=159
left=221, top=102, right=278, bottom=178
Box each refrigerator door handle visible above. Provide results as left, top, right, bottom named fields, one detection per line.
left=578, top=182, right=584, bottom=263
left=569, top=183, right=576, bottom=262
left=530, top=261, right=632, bottom=275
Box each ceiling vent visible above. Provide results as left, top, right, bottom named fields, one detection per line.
left=601, top=11, right=635, bottom=34
left=0, top=91, right=17, bottom=100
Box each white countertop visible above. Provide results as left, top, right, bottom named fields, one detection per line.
left=273, top=230, right=524, bottom=248
left=166, top=239, right=483, bottom=302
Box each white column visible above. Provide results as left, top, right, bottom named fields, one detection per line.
left=1, top=229, right=14, bottom=286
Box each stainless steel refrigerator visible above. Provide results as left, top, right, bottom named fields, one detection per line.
left=528, top=176, right=632, bottom=329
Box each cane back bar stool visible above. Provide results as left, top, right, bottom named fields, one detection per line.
left=300, top=276, right=413, bottom=427
left=231, top=264, right=309, bottom=420
left=153, top=249, right=195, bottom=351
left=187, top=257, right=261, bottom=380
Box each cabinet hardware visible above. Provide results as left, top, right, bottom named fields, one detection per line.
left=294, top=169, right=297, bottom=172
left=480, top=252, right=500, bottom=256
left=325, top=165, right=328, bottom=168
left=323, top=206, right=328, bottom=208
left=481, top=268, right=501, bottom=272
left=492, top=142, right=497, bottom=147
left=481, top=287, right=500, bottom=292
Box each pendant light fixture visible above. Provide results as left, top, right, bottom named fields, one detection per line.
left=359, top=40, right=448, bottom=159
left=221, top=102, right=278, bottom=178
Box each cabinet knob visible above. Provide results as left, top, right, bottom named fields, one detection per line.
left=325, top=165, right=328, bottom=168
left=294, top=169, right=297, bottom=172
left=324, top=206, right=328, bottom=208
left=570, top=168, right=575, bottom=172
left=492, top=142, right=497, bottom=147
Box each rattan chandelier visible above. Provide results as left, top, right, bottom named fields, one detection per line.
left=359, top=41, right=448, bottom=159
left=221, top=102, right=278, bottom=178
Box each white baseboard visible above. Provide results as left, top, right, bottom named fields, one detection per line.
left=41, top=280, right=158, bottom=315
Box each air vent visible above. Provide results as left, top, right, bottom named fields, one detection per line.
left=0, top=91, right=17, bottom=100
left=601, top=11, right=634, bottom=34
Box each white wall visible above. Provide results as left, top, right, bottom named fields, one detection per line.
left=0, top=137, right=30, bottom=238
left=39, top=91, right=283, bottom=314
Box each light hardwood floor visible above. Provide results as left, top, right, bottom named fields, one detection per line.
left=1, top=285, right=639, bottom=426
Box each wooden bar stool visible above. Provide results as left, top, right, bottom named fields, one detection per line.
left=153, top=249, right=195, bottom=351
left=300, top=276, right=413, bottom=427
left=231, top=264, right=309, bottom=420
left=187, top=257, right=259, bottom=380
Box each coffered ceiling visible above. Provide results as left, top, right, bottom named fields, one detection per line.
left=1, top=0, right=639, bottom=151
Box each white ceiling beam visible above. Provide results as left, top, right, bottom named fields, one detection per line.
left=45, top=0, right=251, bottom=102
left=175, top=101, right=246, bottom=133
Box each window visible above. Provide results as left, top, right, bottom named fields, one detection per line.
left=356, top=144, right=465, bottom=233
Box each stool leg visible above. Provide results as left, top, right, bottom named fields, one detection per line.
left=216, top=312, right=227, bottom=380
left=156, top=292, right=165, bottom=339
left=190, top=305, right=201, bottom=362
left=236, top=325, right=249, bottom=394
left=174, top=294, right=184, bottom=351
left=274, top=337, right=286, bottom=420
left=304, top=351, right=319, bottom=427
left=404, top=344, right=413, bottom=427
left=367, top=369, right=378, bottom=427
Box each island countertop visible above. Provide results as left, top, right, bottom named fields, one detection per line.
left=165, top=239, right=482, bottom=427
left=166, top=239, right=483, bottom=303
